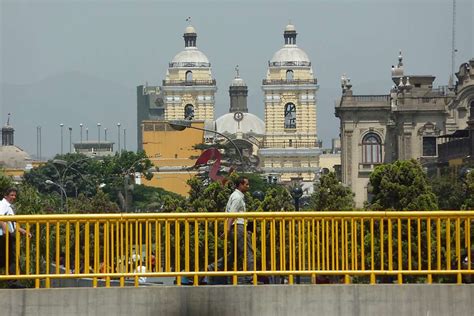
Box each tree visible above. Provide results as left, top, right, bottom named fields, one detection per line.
left=367, top=159, right=438, bottom=211
left=309, top=172, right=355, bottom=211
left=430, top=169, right=465, bottom=210
left=131, top=184, right=185, bottom=212
left=24, top=151, right=153, bottom=210
left=461, top=169, right=474, bottom=210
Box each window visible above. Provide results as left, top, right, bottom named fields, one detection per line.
left=470, top=100, right=474, bottom=118
left=362, top=133, right=382, bottom=164
left=185, top=71, right=193, bottom=82
left=284, top=103, right=296, bottom=129
left=286, top=70, right=294, bottom=81
left=422, top=136, right=437, bottom=156
left=184, top=104, right=194, bottom=120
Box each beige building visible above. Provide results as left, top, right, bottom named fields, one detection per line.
left=336, top=54, right=474, bottom=207
left=259, top=24, right=321, bottom=185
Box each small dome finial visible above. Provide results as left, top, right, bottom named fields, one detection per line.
left=235, top=65, right=240, bottom=78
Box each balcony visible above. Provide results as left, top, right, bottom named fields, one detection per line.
left=263, top=141, right=319, bottom=148
left=262, top=79, right=317, bottom=85
left=162, top=79, right=216, bottom=86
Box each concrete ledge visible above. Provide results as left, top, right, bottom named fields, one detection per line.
left=1, top=284, right=473, bottom=316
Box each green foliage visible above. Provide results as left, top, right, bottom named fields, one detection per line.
left=461, top=170, right=474, bottom=210
left=368, top=160, right=438, bottom=211
left=187, top=177, right=234, bottom=212
left=23, top=151, right=153, bottom=210
left=0, top=170, right=14, bottom=195
left=309, top=172, right=355, bottom=211
left=430, top=170, right=465, bottom=210
left=132, top=184, right=185, bottom=212
left=258, top=186, right=294, bottom=212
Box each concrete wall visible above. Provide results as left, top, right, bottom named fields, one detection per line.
left=1, top=285, right=473, bottom=316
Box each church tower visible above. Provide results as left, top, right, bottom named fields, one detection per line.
left=163, top=25, right=217, bottom=121
left=229, top=66, right=248, bottom=113
left=260, top=24, right=320, bottom=184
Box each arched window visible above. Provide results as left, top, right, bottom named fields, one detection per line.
left=362, top=133, right=382, bottom=164
left=184, top=104, right=194, bottom=120
left=284, top=103, right=296, bottom=129
left=185, top=71, right=193, bottom=82
left=286, top=70, right=294, bottom=81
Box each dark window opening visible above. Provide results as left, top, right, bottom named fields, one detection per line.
left=422, top=136, right=437, bottom=156
left=284, top=103, right=296, bottom=129
left=184, top=104, right=195, bottom=120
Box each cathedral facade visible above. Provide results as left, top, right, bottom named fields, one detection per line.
left=137, top=23, right=323, bottom=195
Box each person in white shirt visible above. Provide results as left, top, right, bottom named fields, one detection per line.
left=0, top=188, right=31, bottom=288
left=206, top=176, right=254, bottom=284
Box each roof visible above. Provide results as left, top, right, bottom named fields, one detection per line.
left=0, top=145, right=32, bottom=169
left=215, top=112, right=265, bottom=135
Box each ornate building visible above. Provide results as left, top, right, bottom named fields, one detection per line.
left=137, top=25, right=216, bottom=150
left=336, top=54, right=474, bottom=207
left=259, top=24, right=321, bottom=185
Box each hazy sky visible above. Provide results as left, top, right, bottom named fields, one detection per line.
left=1, top=0, right=473, bottom=157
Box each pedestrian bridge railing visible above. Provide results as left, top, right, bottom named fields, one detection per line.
left=0, top=211, right=473, bottom=287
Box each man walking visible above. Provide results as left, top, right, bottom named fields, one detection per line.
left=0, top=188, right=31, bottom=288
left=206, top=176, right=254, bottom=284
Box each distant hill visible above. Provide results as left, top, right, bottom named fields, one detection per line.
left=1, top=71, right=136, bottom=159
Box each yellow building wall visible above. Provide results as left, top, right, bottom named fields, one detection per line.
left=142, top=120, right=205, bottom=196
left=142, top=172, right=197, bottom=196
left=319, top=154, right=341, bottom=172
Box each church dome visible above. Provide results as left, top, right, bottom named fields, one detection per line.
left=231, top=76, right=246, bottom=86
left=215, top=112, right=265, bottom=135
left=0, top=146, right=32, bottom=169
left=270, top=47, right=310, bottom=64
left=269, top=24, right=311, bottom=67
left=170, top=25, right=210, bottom=67
left=171, top=48, right=210, bottom=66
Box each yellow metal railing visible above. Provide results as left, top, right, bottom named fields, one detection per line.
left=0, top=211, right=473, bottom=287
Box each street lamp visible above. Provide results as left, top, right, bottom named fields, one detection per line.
left=117, top=123, right=121, bottom=152
left=97, top=123, right=101, bottom=150
left=60, top=123, right=64, bottom=155
left=168, top=120, right=244, bottom=167
left=45, top=179, right=68, bottom=212
left=291, top=187, right=303, bottom=212
left=68, top=127, right=72, bottom=153
left=80, top=123, right=83, bottom=144
left=123, top=128, right=127, bottom=151
left=104, top=127, right=108, bottom=141
left=123, top=158, right=149, bottom=212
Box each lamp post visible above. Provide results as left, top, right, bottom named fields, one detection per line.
left=45, top=179, right=68, bottom=213
left=68, top=126, right=72, bottom=153
left=169, top=120, right=244, bottom=167
left=291, top=186, right=303, bottom=284
left=291, top=187, right=303, bottom=212
left=86, top=127, right=89, bottom=141
left=80, top=123, right=83, bottom=144
left=117, top=123, right=121, bottom=152
left=104, top=127, right=108, bottom=141
left=123, top=158, right=149, bottom=212
left=60, top=123, right=64, bottom=154
left=123, top=128, right=127, bottom=151
left=97, top=123, right=101, bottom=151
